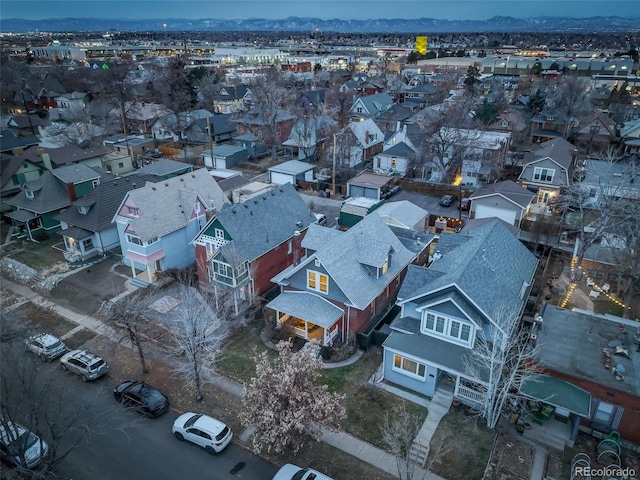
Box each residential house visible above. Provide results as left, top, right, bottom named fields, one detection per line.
left=19, top=76, right=66, bottom=111
left=1, top=152, right=46, bottom=206
left=335, top=119, right=384, bottom=168
left=233, top=108, right=296, bottom=154
left=185, top=115, right=236, bottom=145
left=572, top=113, right=617, bottom=155
left=4, top=163, right=104, bottom=241
left=347, top=171, right=395, bottom=200
left=6, top=115, right=48, bottom=137
left=299, top=89, right=327, bottom=110
left=518, top=138, right=578, bottom=209
left=56, top=174, right=156, bottom=262
left=234, top=132, right=267, bottom=159
left=350, top=92, right=394, bottom=120
left=210, top=84, right=251, bottom=114
left=203, top=145, right=248, bottom=170
left=533, top=304, right=640, bottom=445
left=267, top=213, right=429, bottom=346
left=132, top=158, right=193, bottom=181
left=381, top=220, right=537, bottom=402
left=51, top=92, right=89, bottom=121
left=375, top=103, right=414, bottom=133
left=530, top=108, right=569, bottom=143
left=113, top=168, right=228, bottom=284
left=372, top=201, right=429, bottom=231
left=124, top=102, right=171, bottom=135
left=193, top=183, right=316, bottom=306
left=403, top=83, right=444, bottom=109
left=375, top=141, right=417, bottom=175
left=282, top=115, right=336, bottom=161
left=268, top=160, right=316, bottom=186
left=619, top=118, right=640, bottom=155
left=0, top=129, right=40, bottom=153
left=151, top=109, right=213, bottom=141
left=469, top=180, right=535, bottom=228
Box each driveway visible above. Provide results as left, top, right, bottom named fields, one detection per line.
left=49, top=256, right=129, bottom=315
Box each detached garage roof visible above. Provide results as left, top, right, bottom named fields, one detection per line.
left=470, top=180, right=535, bottom=209
left=268, top=160, right=315, bottom=175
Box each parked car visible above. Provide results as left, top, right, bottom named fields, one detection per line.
left=60, top=350, right=109, bottom=381
left=458, top=198, right=471, bottom=211
left=24, top=333, right=66, bottom=361
left=0, top=420, right=49, bottom=469
left=314, top=213, right=327, bottom=226
left=172, top=413, right=232, bottom=454
left=272, top=464, right=334, bottom=480
left=113, top=381, right=169, bottom=417
left=439, top=194, right=456, bottom=207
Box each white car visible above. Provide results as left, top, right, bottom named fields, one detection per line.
left=0, top=420, right=49, bottom=469
left=272, top=464, right=334, bottom=480
left=24, top=333, right=66, bottom=361
left=172, top=413, right=232, bottom=454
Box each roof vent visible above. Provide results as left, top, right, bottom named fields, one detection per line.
left=296, top=221, right=303, bottom=228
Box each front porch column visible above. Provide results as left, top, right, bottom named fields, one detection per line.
left=130, top=262, right=136, bottom=278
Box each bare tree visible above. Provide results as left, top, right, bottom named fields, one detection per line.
left=0, top=342, right=125, bottom=479
left=165, top=285, right=230, bottom=402
left=611, top=214, right=640, bottom=317
left=462, top=304, right=540, bottom=429
left=380, top=405, right=424, bottom=480
left=240, top=340, right=346, bottom=454
left=546, top=76, right=594, bottom=140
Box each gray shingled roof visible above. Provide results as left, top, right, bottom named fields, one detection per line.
left=215, top=183, right=316, bottom=262
left=133, top=159, right=192, bottom=177
left=4, top=170, right=70, bottom=214
left=268, top=160, right=315, bottom=175
left=52, top=163, right=101, bottom=184
left=267, top=291, right=343, bottom=328
left=121, top=168, right=228, bottom=241
left=373, top=201, right=427, bottom=229
left=470, top=180, right=535, bottom=209
left=398, top=220, right=537, bottom=323
left=301, top=213, right=416, bottom=310
left=56, top=175, right=156, bottom=232
left=381, top=142, right=416, bottom=158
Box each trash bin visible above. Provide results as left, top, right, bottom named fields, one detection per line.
left=325, top=190, right=331, bottom=198
left=318, top=190, right=324, bottom=197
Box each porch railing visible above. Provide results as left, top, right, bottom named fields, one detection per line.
left=456, top=385, right=486, bottom=404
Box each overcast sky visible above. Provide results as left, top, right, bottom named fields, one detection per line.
left=3, top=0, right=639, bottom=21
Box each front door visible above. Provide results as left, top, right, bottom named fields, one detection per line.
left=537, top=188, right=550, bottom=204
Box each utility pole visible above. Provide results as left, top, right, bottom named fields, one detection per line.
left=332, top=133, right=337, bottom=198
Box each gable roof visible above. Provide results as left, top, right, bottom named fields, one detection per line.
left=0, top=129, right=40, bottom=153
left=286, top=214, right=415, bottom=310
left=522, top=137, right=577, bottom=171
left=348, top=118, right=384, bottom=147
left=381, top=141, right=416, bottom=158
left=132, top=158, right=192, bottom=177
left=56, top=174, right=156, bottom=232
left=192, top=115, right=236, bottom=135
left=118, top=168, right=227, bottom=241
left=210, top=183, right=316, bottom=262
left=352, top=92, right=394, bottom=117
left=372, top=200, right=428, bottom=229
left=4, top=170, right=70, bottom=213
left=398, top=220, right=537, bottom=325
left=45, top=143, right=111, bottom=167
left=1, top=154, right=41, bottom=189
left=470, top=180, right=535, bottom=209
left=52, top=163, right=101, bottom=184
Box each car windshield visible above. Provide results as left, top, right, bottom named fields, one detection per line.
left=139, top=385, right=167, bottom=406
left=45, top=341, right=62, bottom=350
left=89, top=359, right=104, bottom=369
left=292, top=468, right=309, bottom=480
left=184, top=414, right=202, bottom=428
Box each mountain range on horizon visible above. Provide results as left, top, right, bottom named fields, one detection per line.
left=2, top=15, right=639, bottom=34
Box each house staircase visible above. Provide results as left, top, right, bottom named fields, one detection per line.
left=410, top=386, right=454, bottom=467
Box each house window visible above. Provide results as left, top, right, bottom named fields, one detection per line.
left=435, top=316, right=445, bottom=333
left=391, top=157, right=397, bottom=167
left=533, top=167, right=554, bottom=182
left=118, top=162, right=124, bottom=168
left=215, top=228, right=225, bottom=239
left=592, top=401, right=615, bottom=425
left=449, top=320, right=471, bottom=341
left=81, top=237, right=94, bottom=250
left=393, top=354, right=426, bottom=379
left=426, top=313, right=435, bottom=330
left=307, top=270, right=328, bottom=293
left=356, top=107, right=363, bottom=113
left=25, top=190, right=34, bottom=199
left=127, top=206, right=140, bottom=217
left=126, top=234, right=143, bottom=246
left=92, top=179, right=100, bottom=187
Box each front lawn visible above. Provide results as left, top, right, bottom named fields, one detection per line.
left=219, top=329, right=428, bottom=451
left=8, top=237, right=65, bottom=270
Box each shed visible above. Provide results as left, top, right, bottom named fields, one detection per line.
left=268, top=160, right=316, bottom=186
left=347, top=171, right=394, bottom=200
left=203, top=145, right=248, bottom=170
left=339, top=197, right=385, bottom=227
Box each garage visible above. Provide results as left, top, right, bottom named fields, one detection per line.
left=475, top=204, right=517, bottom=225
left=269, top=171, right=296, bottom=185
left=268, top=160, right=316, bottom=186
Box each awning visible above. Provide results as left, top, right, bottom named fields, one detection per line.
left=57, top=226, right=92, bottom=240
left=520, top=374, right=591, bottom=417
left=4, top=209, right=38, bottom=221
left=125, top=249, right=166, bottom=265
left=267, top=291, right=343, bottom=328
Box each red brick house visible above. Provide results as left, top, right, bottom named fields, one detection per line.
left=192, top=183, right=316, bottom=310
left=533, top=304, right=640, bottom=447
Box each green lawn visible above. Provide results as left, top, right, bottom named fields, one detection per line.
left=8, top=236, right=65, bottom=270
left=217, top=326, right=277, bottom=383
left=593, top=298, right=626, bottom=317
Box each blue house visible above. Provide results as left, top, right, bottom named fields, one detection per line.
left=113, top=168, right=228, bottom=285
left=381, top=220, right=537, bottom=403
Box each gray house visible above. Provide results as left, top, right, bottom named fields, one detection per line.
left=469, top=180, right=536, bottom=228
left=203, top=145, right=248, bottom=170
left=381, top=220, right=537, bottom=402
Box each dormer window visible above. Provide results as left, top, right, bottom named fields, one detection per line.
left=78, top=205, right=90, bottom=215
left=25, top=190, right=34, bottom=199
left=307, top=270, right=328, bottom=294
left=127, top=206, right=140, bottom=217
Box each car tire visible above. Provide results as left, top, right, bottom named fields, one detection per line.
left=61, top=363, right=67, bottom=371
left=205, top=446, right=216, bottom=455
left=174, top=432, right=184, bottom=441
left=81, top=375, right=88, bottom=382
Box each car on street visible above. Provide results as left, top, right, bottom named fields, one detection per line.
left=458, top=198, right=471, bottom=211
left=113, top=381, right=169, bottom=417
left=172, top=413, right=232, bottom=454
left=24, top=333, right=66, bottom=361
left=0, top=420, right=49, bottom=469
left=439, top=194, right=456, bottom=207
left=314, top=213, right=327, bottom=226
left=60, top=350, right=109, bottom=381
left=272, top=463, right=334, bottom=480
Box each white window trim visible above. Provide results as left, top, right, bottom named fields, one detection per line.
left=392, top=353, right=427, bottom=380
left=307, top=269, right=329, bottom=294
left=533, top=166, right=554, bottom=182
left=423, top=311, right=474, bottom=347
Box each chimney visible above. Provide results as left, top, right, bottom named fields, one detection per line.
left=365, top=130, right=370, bottom=143
left=41, top=152, right=53, bottom=171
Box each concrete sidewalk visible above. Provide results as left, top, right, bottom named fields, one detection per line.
left=1, top=277, right=444, bottom=480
